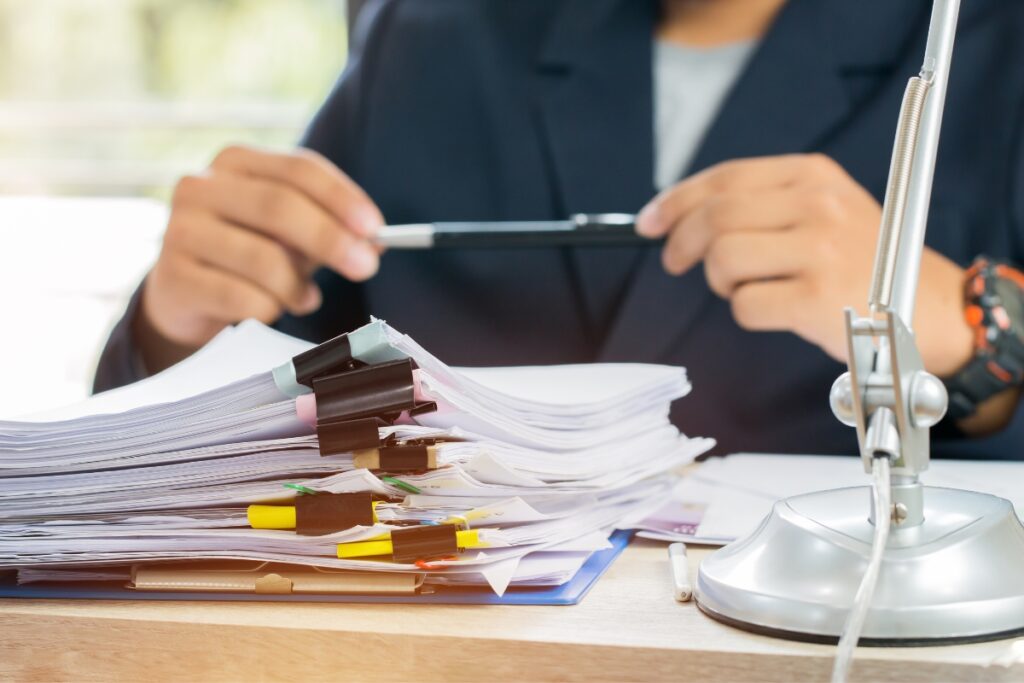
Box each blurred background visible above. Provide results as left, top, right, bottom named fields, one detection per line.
left=0, top=0, right=360, bottom=416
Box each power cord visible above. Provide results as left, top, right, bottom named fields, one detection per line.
left=831, top=454, right=892, bottom=683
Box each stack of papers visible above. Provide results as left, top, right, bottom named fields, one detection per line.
left=0, top=320, right=713, bottom=595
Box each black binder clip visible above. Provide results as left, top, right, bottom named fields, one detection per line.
left=317, top=416, right=387, bottom=455
left=313, top=359, right=437, bottom=456
left=291, top=331, right=366, bottom=389
left=295, top=491, right=375, bottom=536
left=352, top=444, right=439, bottom=473
left=313, top=359, right=423, bottom=422
left=390, top=524, right=459, bottom=563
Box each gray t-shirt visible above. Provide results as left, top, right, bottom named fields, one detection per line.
left=654, top=39, right=757, bottom=190
left=573, top=39, right=758, bottom=340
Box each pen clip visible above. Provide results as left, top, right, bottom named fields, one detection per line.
left=570, top=212, right=635, bottom=228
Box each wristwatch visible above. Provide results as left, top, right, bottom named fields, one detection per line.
left=944, top=256, right=1024, bottom=419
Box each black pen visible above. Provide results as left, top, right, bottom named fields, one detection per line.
left=372, top=213, right=652, bottom=249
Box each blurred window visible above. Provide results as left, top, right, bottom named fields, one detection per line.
left=0, top=0, right=349, bottom=197
left=0, top=1, right=349, bottom=416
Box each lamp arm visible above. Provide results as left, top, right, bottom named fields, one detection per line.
left=831, top=0, right=960, bottom=505
left=890, top=0, right=961, bottom=324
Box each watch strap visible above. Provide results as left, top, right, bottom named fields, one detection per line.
left=944, top=257, right=1024, bottom=419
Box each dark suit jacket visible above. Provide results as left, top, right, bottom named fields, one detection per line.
left=96, top=0, right=1024, bottom=459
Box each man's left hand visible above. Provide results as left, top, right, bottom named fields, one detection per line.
left=636, top=154, right=972, bottom=377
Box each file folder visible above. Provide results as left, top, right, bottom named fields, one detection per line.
left=131, top=562, right=424, bottom=595
left=0, top=531, right=630, bottom=606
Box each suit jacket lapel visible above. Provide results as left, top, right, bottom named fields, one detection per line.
left=599, top=0, right=920, bottom=362
left=533, top=0, right=659, bottom=351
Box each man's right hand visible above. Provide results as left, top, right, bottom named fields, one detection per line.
left=136, top=145, right=384, bottom=373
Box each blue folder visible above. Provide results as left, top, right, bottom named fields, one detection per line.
left=0, top=530, right=631, bottom=606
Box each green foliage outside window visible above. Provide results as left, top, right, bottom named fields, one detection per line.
left=0, top=0, right=349, bottom=196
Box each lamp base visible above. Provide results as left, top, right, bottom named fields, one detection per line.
left=694, top=486, right=1024, bottom=645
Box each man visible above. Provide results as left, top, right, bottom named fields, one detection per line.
left=96, top=0, right=1024, bottom=458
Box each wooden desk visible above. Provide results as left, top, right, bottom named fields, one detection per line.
left=1, top=540, right=1021, bottom=682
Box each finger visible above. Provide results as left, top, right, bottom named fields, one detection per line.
left=210, top=145, right=384, bottom=237
left=637, top=153, right=842, bottom=237
left=170, top=257, right=283, bottom=328
left=703, top=228, right=809, bottom=298
left=661, top=187, right=806, bottom=276
left=288, top=249, right=320, bottom=280
left=729, top=278, right=807, bottom=332
left=165, top=209, right=322, bottom=315
left=172, top=173, right=379, bottom=281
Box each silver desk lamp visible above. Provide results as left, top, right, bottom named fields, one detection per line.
left=695, top=0, right=1024, bottom=648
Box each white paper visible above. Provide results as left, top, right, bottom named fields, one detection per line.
left=1, top=319, right=710, bottom=593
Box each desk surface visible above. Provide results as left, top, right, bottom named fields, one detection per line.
left=1, top=540, right=1021, bottom=683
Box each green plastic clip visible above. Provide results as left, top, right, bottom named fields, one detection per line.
left=283, top=483, right=318, bottom=496
left=381, top=476, right=422, bottom=495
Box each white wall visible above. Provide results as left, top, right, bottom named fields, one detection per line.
left=0, top=196, right=165, bottom=416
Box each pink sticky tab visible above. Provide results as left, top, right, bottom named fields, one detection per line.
left=295, top=394, right=318, bottom=427
left=412, top=368, right=426, bottom=402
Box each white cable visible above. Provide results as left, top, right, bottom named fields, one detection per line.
left=831, top=455, right=892, bottom=683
